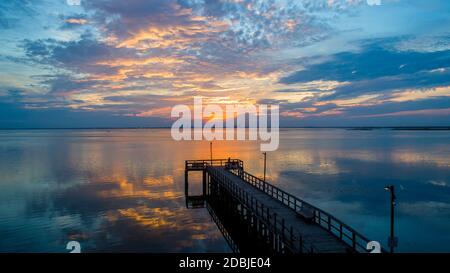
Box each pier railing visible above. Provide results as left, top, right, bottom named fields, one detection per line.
left=186, top=159, right=243, bottom=171
left=208, top=166, right=318, bottom=253
left=230, top=169, right=376, bottom=253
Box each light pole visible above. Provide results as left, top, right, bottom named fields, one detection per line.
left=262, top=152, right=267, bottom=182
left=384, top=185, right=397, bottom=253
left=210, top=142, right=213, bottom=165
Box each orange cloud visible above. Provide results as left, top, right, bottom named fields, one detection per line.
left=96, top=57, right=184, bottom=67
left=117, top=19, right=228, bottom=50
left=144, top=71, right=176, bottom=78
left=136, top=107, right=173, bottom=117
left=65, top=18, right=88, bottom=25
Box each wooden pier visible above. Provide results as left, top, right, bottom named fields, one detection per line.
left=185, top=159, right=378, bottom=254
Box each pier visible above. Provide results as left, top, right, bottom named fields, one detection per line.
left=185, top=159, right=379, bottom=254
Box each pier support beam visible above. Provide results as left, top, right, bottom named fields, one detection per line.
left=184, top=170, right=188, bottom=196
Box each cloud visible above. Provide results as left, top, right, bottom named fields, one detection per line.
left=280, top=39, right=450, bottom=84
left=84, top=0, right=344, bottom=52
left=25, top=34, right=134, bottom=72
left=325, top=68, right=450, bottom=100
left=342, top=96, right=450, bottom=117
left=61, top=14, right=89, bottom=29
left=279, top=38, right=450, bottom=104
left=41, top=74, right=98, bottom=95
left=84, top=0, right=228, bottom=51
left=400, top=201, right=450, bottom=217
left=257, top=94, right=450, bottom=126
left=0, top=101, right=171, bottom=129
left=2, top=0, right=450, bottom=127
left=0, top=0, right=38, bottom=29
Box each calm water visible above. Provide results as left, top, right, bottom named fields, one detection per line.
left=0, top=129, right=449, bottom=252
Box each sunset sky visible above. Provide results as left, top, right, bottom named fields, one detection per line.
left=0, top=0, right=449, bottom=128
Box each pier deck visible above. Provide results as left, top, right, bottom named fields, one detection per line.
left=185, top=159, right=379, bottom=253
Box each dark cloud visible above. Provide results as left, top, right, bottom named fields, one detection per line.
left=23, top=38, right=56, bottom=58
left=7, top=89, right=25, bottom=100
left=279, top=38, right=450, bottom=102
left=343, top=96, right=450, bottom=117
left=23, top=34, right=135, bottom=74
left=257, top=98, right=337, bottom=116
left=275, top=88, right=321, bottom=93
left=324, top=69, right=450, bottom=100
left=41, top=75, right=98, bottom=95
left=0, top=101, right=171, bottom=129
left=280, top=41, right=450, bottom=84
left=259, top=95, right=450, bottom=127
left=52, top=37, right=119, bottom=68
left=280, top=101, right=337, bottom=114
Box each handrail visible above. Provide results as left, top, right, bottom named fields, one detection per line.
left=207, top=166, right=318, bottom=253
left=229, top=169, right=380, bottom=253
left=186, top=159, right=244, bottom=170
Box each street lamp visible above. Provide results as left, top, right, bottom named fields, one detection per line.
left=210, top=142, right=213, bottom=165
left=384, top=185, right=397, bottom=253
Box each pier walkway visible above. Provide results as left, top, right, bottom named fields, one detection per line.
left=185, top=159, right=379, bottom=253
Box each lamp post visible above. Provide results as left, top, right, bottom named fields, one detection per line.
left=384, top=185, right=397, bottom=253
left=262, top=152, right=267, bottom=182
left=210, top=142, right=213, bottom=165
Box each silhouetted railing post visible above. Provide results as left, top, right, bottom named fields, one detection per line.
left=202, top=169, right=207, bottom=197
left=184, top=170, right=188, bottom=196
left=352, top=233, right=356, bottom=249
left=290, top=226, right=293, bottom=249
left=262, top=152, right=267, bottom=182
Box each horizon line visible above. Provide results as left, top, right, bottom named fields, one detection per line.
left=0, top=126, right=449, bottom=130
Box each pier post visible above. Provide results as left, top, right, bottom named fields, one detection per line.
left=184, top=170, right=189, bottom=196
left=202, top=169, right=207, bottom=197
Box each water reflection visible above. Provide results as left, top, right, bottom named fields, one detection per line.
left=0, top=129, right=449, bottom=252
left=185, top=177, right=276, bottom=254
left=0, top=130, right=230, bottom=252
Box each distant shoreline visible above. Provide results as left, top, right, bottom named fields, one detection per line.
left=0, top=127, right=449, bottom=131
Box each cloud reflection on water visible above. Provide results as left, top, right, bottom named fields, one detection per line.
left=0, top=129, right=449, bottom=252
